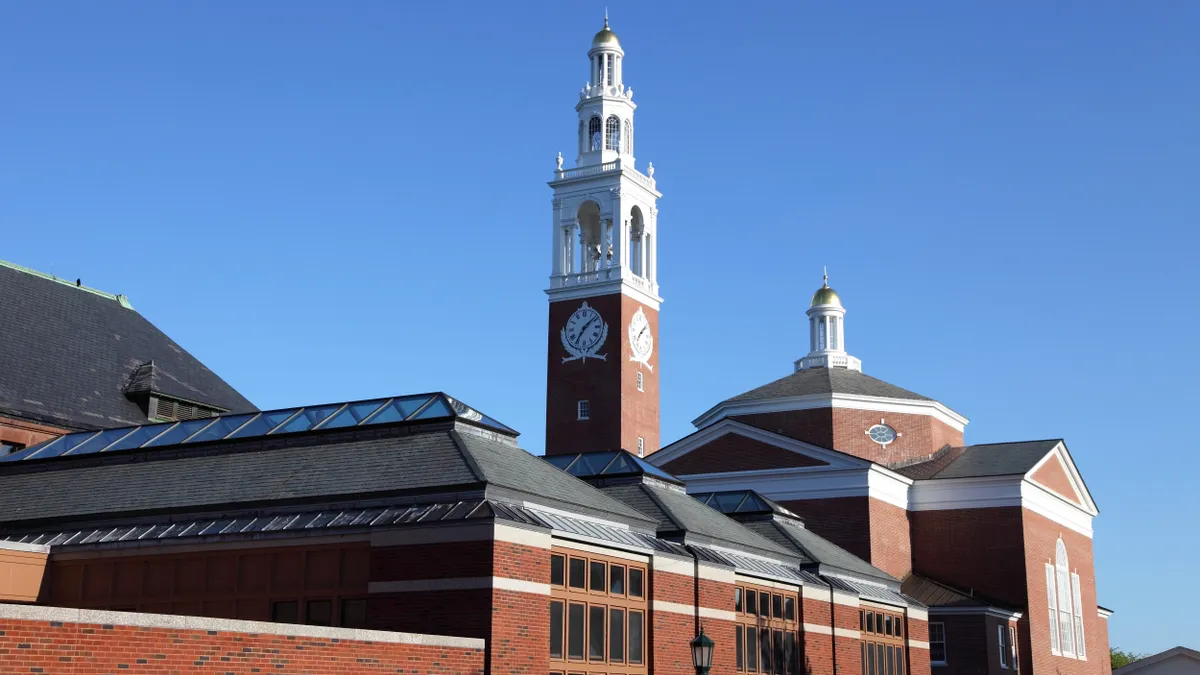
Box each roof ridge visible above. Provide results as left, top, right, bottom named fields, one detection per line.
left=0, top=259, right=135, bottom=309
left=637, top=483, right=687, bottom=533
left=957, top=438, right=1063, bottom=449
left=448, top=430, right=489, bottom=483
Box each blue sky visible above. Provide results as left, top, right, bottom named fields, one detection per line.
left=2, top=1, right=1196, bottom=655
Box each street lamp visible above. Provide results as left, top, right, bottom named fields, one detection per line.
left=691, top=627, right=715, bottom=675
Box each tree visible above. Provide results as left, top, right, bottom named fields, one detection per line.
left=1111, top=648, right=1146, bottom=670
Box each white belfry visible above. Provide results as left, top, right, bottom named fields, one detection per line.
left=547, top=18, right=662, bottom=310
left=795, top=271, right=863, bottom=372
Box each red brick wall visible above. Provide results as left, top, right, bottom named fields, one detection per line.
left=1021, top=510, right=1106, bottom=675
left=489, top=541, right=550, bottom=675
left=868, top=498, right=913, bottom=579
left=1030, top=458, right=1082, bottom=506
left=910, top=507, right=1028, bottom=608
left=546, top=294, right=660, bottom=456
left=368, top=589, right=492, bottom=638
left=780, top=497, right=872, bottom=562
left=0, top=414, right=66, bottom=452
left=907, top=616, right=930, bottom=675
left=660, top=433, right=829, bottom=475
left=0, top=611, right=484, bottom=674
left=732, top=409, right=962, bottom=464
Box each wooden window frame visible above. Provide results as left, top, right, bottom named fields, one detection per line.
left=733, top=581, right=800, bottom=675
left=550, top=548, right=648, bottom=675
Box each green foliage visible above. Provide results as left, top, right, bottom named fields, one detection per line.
left=1111, top=648, right=1146, bottom=670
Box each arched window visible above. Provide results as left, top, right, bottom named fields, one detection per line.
left=623, top=119, right=632, bottom=154
left=578, top=120, right=585, bottom=155
left=1046, top=539, right=1086, bottom=659
left=606, top=116, right=621, bottom=151
left=588, top=117, right=602, bottom=152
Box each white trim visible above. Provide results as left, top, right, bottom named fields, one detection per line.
left=835, top=628, right=861, bottom=639
left=691, top=392, right=968, bottom=433
left=909, top=640, right=930, bottom=650
left=927, top=606, right=1024, bottom=620
left=545, top=279, right=662, bottom=311
left=496, top=523, right=553, bottom=548
left=907, top=608, right=929, bottom=621
left=1098, top=607, right=1113, bottom=619
left=0, top=540, right=49, bottom=554
left=654, top=556, right=736, bottom=583
left=802, top=623, right=832, bottom=636
left=0, top=602, right=484, bottom=649
left=652, top=600, right=735, bottom=621
left=743, top=575, right=803, bottom=593
left=368, top=576, right=550, bottom=596
left=1025, top=442, right=1098, bottom=514
left=908, top=475, right=1094, bottom=538
left=652, top=419, right=870, bottom=469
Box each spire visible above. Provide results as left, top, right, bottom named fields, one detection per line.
left=796, top=271, right=862, bottom=373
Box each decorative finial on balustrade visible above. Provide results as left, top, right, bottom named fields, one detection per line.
left=647, top=162, right=655, bottom=178
left=556, top=152, right=564, bottom=172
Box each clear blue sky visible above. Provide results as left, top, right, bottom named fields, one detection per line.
left=2, top=1, right=1196, bottom=655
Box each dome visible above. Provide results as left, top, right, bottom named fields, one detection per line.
left=810, top=272, right=842, bottom=307
left=592, top=19, right=620, bottom=48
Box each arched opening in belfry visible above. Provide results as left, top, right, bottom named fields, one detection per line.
left=630, top=206, right=645, bottom=277
left=576, top=200, right=604, bottom=273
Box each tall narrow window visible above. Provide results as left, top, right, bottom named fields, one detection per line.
left=1056, top=540, right=1075, bottom=656
left=625, top=119, right=633, bottom=155
left=1045, top=563, right=1060, bottom=654
left=929, top=622, right=946, bottom=665
left=606, top=55, right=614, bottom=85
left=998, top=625, right=1008, bottom=668
left=636, top=371, right=644, bottom=392
left=589, top=116, right=602, bottom=152
left=606, top=116, right=621, bottom=151
left=818, top=320, right=827, bottom=350
left=637, top=437, right=644, bottom=456
left=550, top=601, right=565, bottom=659
left=1071, top=573, right=1086, bottom=659
left=1009, top=625, right=1019, bottom=670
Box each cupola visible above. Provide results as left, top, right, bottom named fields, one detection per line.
left=795, top=270, right=863, bottom=372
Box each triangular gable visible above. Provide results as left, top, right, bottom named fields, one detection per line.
left=650, top=418, right=868, bottom=476
left=1026, top=442, right=1097, bottom=515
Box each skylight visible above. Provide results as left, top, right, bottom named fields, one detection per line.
left=543, top=450, right=682, bottom=483
left=0, top=392, right=516, bottom=464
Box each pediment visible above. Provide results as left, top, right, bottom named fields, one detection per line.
left=651, top=419, right=868, bottom=476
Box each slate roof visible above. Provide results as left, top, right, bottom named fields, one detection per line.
left=895, top=440, right=1060, bottom=480
left=725, top=367, right=933, bottom=404
left=0, top=418, right=652, bottom=530
left=0, top=261, right=255, bottom=430
left=597, top=481, right=796, bottom=559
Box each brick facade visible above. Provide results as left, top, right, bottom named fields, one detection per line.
left=910, top=507, right=1028, bottom=609
left=0, top=414, right=66, bottom=454
left=660, top=433, right=828, bottom=475
left=0, top=605, right=485, bottom=674
left=1030, top=458, right=1082, bottom=507
left=730, top=409, right=961, bottom=465
left=546, top=294, right=660, bottom=456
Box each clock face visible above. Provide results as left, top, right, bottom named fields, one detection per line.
left=628, top=307, right=654, bottom=370
left=560, top=302, right=609, bottom=363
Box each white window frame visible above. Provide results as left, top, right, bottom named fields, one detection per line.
left=636, top=371, right=644, bottom=392
left=1071, top=573, right=1086, bottom=660
left=1045, top=563, right=1060, bottom=655
left=998, top=625, right=1008, bottom=669
left=637, top=437, right=644, bottom=456
left=929, top=622, right=947, bottom=666
left=1009, top=625, right=1019, bottom=670
left=1055, top=540, right=1075, bottom=657
left=577, top=400, right=590, bottom=421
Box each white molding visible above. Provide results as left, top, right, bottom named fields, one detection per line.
left=0, top=540, right=49, bottom=554
left=908, top=475, right=1095, bottom=538
left=907, top=608, right=929, bottom=621
left=0, top=603, right=484, bottom=649
left=651, top=418, right=869, bottom=469
left=691, top=392, right=968, bottom=433
left=1025, top=443, right=1098, bottom=515
left=927, top=606, right=1025, bottom=620
left=368, top=576, right=550, bottom=596
left=1097, top=607, right=1113, bottom=619
left=802, top=623, right=832, bottom=635
left=652, top=600, right=735, bottom=621
left=496, top=524, right=553, bottom=548
left=835, top=628, right=861, bottom=639
left=908, top=640, right=930, bottom=650
left=867, top=466, right=913, bottom=510
left=546, top=279, right=662, bottom=311
left=654, top=556, right=735, bottom=583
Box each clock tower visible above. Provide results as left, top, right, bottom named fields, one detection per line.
left=545, top=18, right=662, bottom=457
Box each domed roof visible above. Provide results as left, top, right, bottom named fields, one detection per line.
left=592, top=19, right=620, bottom=48
left=811, top=272, right=842, bottom=308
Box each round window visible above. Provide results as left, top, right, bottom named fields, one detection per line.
left=867, top=424, right=897, bottom=446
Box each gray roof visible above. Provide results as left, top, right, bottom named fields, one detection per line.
left=599, top=482, right=796, bottom=559
left=0, top=423, right=651, bottom=529
left=725, top=367, right=933, bottom=404
left=896, top=440, right=1060, bottom=479
left=740, top=518, right=896, bottom=583
left=900, top=574, right=1016, bottom=611
left=0, top=261, right=255, bottom=430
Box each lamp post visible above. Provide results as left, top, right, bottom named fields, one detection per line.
left=691, top=627, right=715, bottom=675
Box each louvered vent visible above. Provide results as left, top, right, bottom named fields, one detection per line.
left=151, top=396, right=219, bottom=422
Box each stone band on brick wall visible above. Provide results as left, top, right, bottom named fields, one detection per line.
left=0, top=603, right=484, bottom=649
left=369, top=576, right=551, bottom=596
left=652, top=600, right=736, bottom=621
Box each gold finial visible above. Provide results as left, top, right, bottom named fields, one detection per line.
left=604, top=8, right=609, bottom=28
left=823, top=266, right=829, bottom=288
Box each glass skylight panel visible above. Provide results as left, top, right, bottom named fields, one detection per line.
left=228, top=409, right=300, bottom=438
left=602, top=454, right=639, bottom=474
left=570, top=452, right=618, bottom=476
left=633, top=456, right=679, bottom=481
left=712, top=492, right=748, bottom=513
left=272, top=404, right=343, bottom=434
left=543, top=455, right=577, bottom=471
left=411, top=397, right=455, bottom=420
left=40, top=431, right=101, bottom=458
left=184, top=413, right=258, bottom=444
left=736, top=494, right=770, bottom=513
left=319, top=399, right=389, bottom=429
left=362, top=395, right=433, bottom=424
left=63, top=427, right=137, bottom=456
left=103, top=422, right=176, bottom=452
left=144, top=418, right=215, bottom=447
left=0, top=436, right=60, bottom=462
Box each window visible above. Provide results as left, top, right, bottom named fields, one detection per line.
left=340, top=598, right=367, bottom=628
left=550, top=549, right=648, bottom=674
left=606, top=116, right=621, bottom=151
left=1055, top=541, right=1074, bottom=656
left=306, top=599, right=332, bottom=626
left=734, top=583, right=799, bottom=674
left=637, top=437, right=644, bottom=456
left=0, top=441, right=25, bottom=456
left=929, top=622, right=946, bottom=665
left=271, top=600, right=299, bottom=623
left=624, top=119, right=632, bottom=155
left=1009, top=625, right=1019, bottom=670
left=577, top=400, right=590, bottom=421
left=636, top=371, right=643, bottom=392
left=1045, top=562, right=1060, bottom=654
left=860, top=607, right=907, bottom=673
left=579, top=120, right=585, bottom=155
left=1071, top=573, right=1086, bottom=659
left=589, top=116, right=602, bottom=151
left=999, top=625, right=1008, bottom=668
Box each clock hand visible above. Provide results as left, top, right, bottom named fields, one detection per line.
left=577, top=315, right=597, bottom=339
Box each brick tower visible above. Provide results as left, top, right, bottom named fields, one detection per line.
left=544, top=18, right=662, bottom=457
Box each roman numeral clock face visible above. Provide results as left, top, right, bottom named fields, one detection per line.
left=628, top=307, right=654, bottom=372
left=561, top=301, right=608, bottom=363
